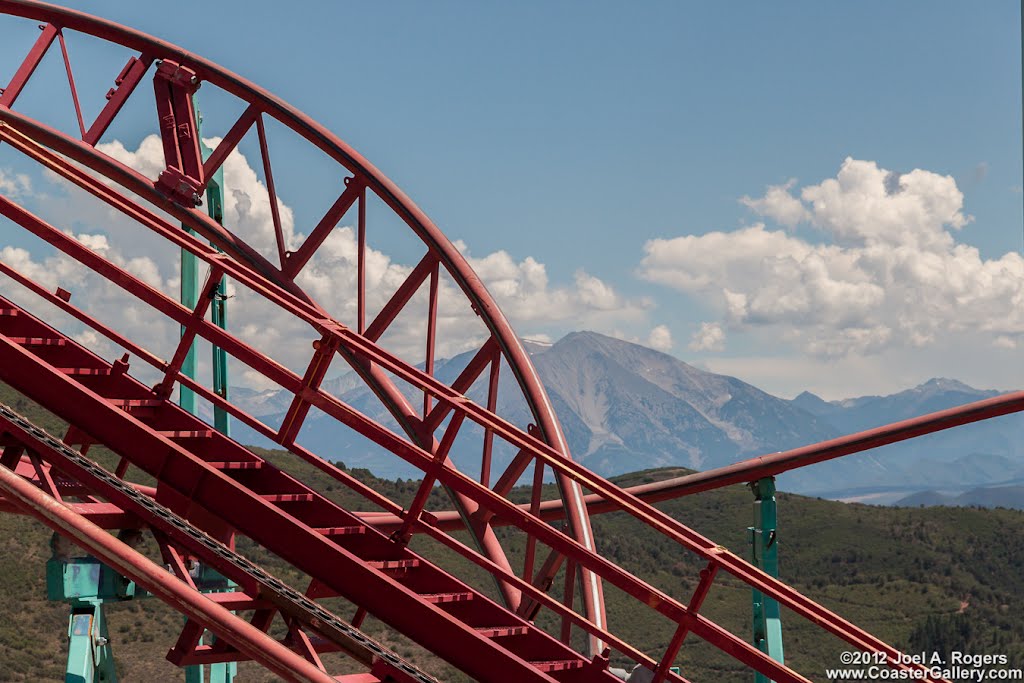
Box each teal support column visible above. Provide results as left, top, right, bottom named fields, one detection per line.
left=179, top=232, right=200, bottom=413
left=48, top=552, right=142, bottom=683
left=65, top=603, right=117, bottom=683
left=179, top=103, right=229, bottom=435
left=47, top=550, right=236, bottom=682
left=180, top=102, right=234, bottom=683
left=204, top=151, right=230, bottom=438
left=749, top=477, right=784, bottom=683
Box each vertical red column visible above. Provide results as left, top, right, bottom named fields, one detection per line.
left=153, top=59, right=205, bottom=206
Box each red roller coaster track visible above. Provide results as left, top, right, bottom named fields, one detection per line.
left=0, top=2, right=1017, bottom=681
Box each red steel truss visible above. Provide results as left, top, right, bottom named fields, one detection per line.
left=0, top=1, right=995, bottom=681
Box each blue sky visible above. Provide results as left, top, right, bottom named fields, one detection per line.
left=1, top=1, right=1021, bottom=399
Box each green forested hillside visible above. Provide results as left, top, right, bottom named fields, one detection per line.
left=0, top=384, right=1021, bottom=682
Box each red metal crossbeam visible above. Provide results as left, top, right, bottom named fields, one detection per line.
left=284, top=176, right=366, bottom=279
left=84, top=53, right=154, bottom=146
left=203, top=103, right=258, bottom=180
left=422, top=336, right=498, bottom=433
left=363, top=252, right=438, bottom=343
left=278, top=334, right=341, bottom=445
left=155, top=264, right=225, bottom=399
left=55, top=29, right=86, bottom=138
left=422, top=260, right=439, bottom=415
left=653, top=563, right=719, bottom=683
left=254, top=112, right=287, bottom=265
left=393, top=411, right=465, bottom=543
left=481, top=349, right=501, bottom=486
left=153, top=59, right=205, bottom=206
left=168, top=619, right=207, bottom=667
left=0, top=22, right=58, bottom=107
left=357, top=185, right=367, bottom=333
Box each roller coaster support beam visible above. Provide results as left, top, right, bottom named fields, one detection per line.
left=180, top=100, right=234, bottom=683
left=179, top=100, right=229, bottom=438
left=749, top=477, right=784, bottom=683
left=65, top=596, right=116, bottom=683
left=47, top=554, right=137, bottom=683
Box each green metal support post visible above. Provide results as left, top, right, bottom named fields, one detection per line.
left=66, top=603, right=116, bottom=683
left=749, top=476, right=784, bottom=683
left=179, top=225, right=199, bottom=415
left=47, top=547, right=232, bottom=683
left=180, top=103, right=234, bottom=683
left=180, top=107, right=229, bottom=436
left=47, top=549, right=143, bottom=683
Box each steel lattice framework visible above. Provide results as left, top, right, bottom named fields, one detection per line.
left=0, top=2, right=1020, bottom=681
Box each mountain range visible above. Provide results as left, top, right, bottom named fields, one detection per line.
left=228, top=331, right=1024, bottom=499
left=895, top=485, right=1024, bottom=510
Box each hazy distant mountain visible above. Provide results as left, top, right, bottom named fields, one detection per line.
left=526, top=332, right=838, bottom=473
left=792, top=378, right=1000, bottom=434
left=895, top=486, right=1024, bottom=510
left=784, top=380, right=1024, bottom=495
left=228, top=331, right=1023, bottom=495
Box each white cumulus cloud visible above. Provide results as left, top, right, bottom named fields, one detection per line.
left=740, top=178, right=809, bottom=227
left=688, top=322, right=725, bottom=352
left=647, top=324, right=673, bottom=351
left=0, top=169, right=32, bottom=198
left=640, top=157, right=1024, bottom=358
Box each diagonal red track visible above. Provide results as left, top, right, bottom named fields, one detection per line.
left=0, top=297, right=628, bottom=683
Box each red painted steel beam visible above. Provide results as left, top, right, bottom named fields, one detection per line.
left=284, top=176, right=366, bottom=279
left=0, top=462, right=340, bottom=683
left=254, top=113, right=287, bottom=265
left=201, top=103, right=258, bottom=181
left=0, top=22, right=57, bottom=107
left=55, top=29, right=86, bottom=138
left=361, top=389, right=1024, bottom=529
left=422, top=337, right=498, bottom=434
left=83, top=53, right=154, bottom=146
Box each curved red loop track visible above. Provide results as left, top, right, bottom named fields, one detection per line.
left=0, top=0, right=606, bottom=638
